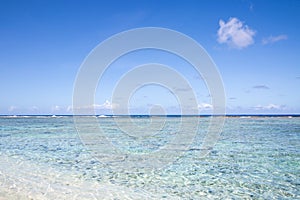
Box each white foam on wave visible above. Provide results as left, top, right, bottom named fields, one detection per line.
left=240, top=116, right=251, bottom=119
left=7, top=115, right=18, bottom=118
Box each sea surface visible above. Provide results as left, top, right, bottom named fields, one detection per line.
left=0, top=116, right=299, bottom=199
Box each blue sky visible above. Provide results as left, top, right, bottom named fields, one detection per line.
left=0, top=0, right=299, bottom=115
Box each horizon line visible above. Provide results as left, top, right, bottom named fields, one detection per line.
left=1, top=114, right=300, bottom=117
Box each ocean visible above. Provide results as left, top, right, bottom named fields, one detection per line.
left=0, top=116, right=299, bottom=199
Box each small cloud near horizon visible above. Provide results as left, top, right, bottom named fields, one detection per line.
left=8, top=106, right=17, bottom=112
left=254, top=103, right=286, bottom=110
left=262, top=34, right=288, bottom=45
left=31, top=106, right=39, bottom=112
left=198, top=103, right=213, bottom=110
left=69, top=100, right=118, bottom=113
left=217, top=17, right=256, bottom=49
left=52, top=105, right=61, bottom=112
left=93, top=100, right=118, bottom=109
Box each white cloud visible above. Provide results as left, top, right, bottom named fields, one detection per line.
left=198, top=103, right=213, bottom=110
left=266, top=104, right=281, bottom=110
left=262, top=35, right=288, bottom=45
left=93, top=100, right=118, bottom=110
left=52, top=105, right=61, bottom=112
left=31, top=106, right=39, bottom=111
left=32, top=106, right=38, bottom=110
left=8, top=106, right=17, bottom=112
left=71, top=100, right=118, bottom=112
left=67, top=105, right=73, bottom=112
left=254, top=104, right=285, bottom=110
left=217, top=17, right=256, bottom=49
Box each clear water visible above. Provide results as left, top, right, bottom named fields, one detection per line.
left=0, top=116, right=299, bottom=199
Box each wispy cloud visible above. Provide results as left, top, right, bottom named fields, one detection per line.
left=8, top=106, right=17, bottom=112
left=30, top=106, right=39, bottom=112
left=262, top=34, right=288, bottom=45
left=253, top=85, right=270, bottom=89
left=67, top=105, right=72, bottom=112
left=52, top=105, right=61, bottom=112
left=93, top=100, right=118, bottom=109
left=249, top=3, right=254, bottom=11
left=70, top=100, right=118, bottom=112
left=254, top=104, right=286, bottom=110
left=217, top=17, right=256, bottom=49
left=198, top=103, right=213, bottom=110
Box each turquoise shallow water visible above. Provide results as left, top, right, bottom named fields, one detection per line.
left=0, top=116, right=299, bottom=199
